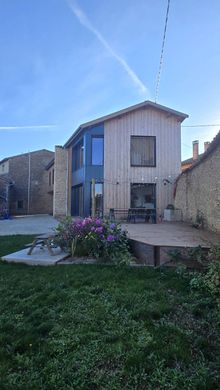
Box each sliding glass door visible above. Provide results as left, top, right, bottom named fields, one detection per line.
left=71, top=185, right=84, bottom=217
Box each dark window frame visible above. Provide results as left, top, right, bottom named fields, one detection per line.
left=130, top=135, right=156, bottom=167
left=72, top=139, right=84, bottom=172
left=91, top=136, right=104, bottom=166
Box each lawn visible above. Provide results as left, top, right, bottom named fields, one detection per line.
left=0, top=236, right=219, bottom=389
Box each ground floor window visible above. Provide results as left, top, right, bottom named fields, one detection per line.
left=91, top=183, right=103, bottom=217
left=17, top=200, right=24, bottom=210
left=71, top=185, right=84, bottom=216
left=131, top=183, right=156, bottom=208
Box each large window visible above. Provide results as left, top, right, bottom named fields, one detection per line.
left=131, top=183, right=156, bottom=208
left=91, top=183, right=103, bottom=217
left=72, top=140, right=84, bottom=171
left=92, top=137, right=104, bottom=165
left=131, top=136, right=156, bottom=167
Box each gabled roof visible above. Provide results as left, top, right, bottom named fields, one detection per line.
left=0, top=149, right=54, bottom=165
left=64, top=100, right=188, bottom=147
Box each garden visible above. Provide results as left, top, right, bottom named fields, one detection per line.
left=0, top=228, right=220, bottom=389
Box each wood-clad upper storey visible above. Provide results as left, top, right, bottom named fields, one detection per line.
left=104, top=107, right=184, bottom=216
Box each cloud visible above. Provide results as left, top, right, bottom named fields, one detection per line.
left=67, top=0, right=148, bottom=96
left=0, top=125, right=57, bottom=131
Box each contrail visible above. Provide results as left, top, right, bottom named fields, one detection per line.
left=0, top=125, right=57, bottom=131
left=67, top=0, right=148, bottom=96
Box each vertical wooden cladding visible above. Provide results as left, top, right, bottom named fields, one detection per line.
left=104, top=107, right=181, bottom=216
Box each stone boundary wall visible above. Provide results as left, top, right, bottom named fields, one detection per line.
left=175, top=136, right=220, bottom=232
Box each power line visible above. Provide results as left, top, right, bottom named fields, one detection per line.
left=182, top=124, right=220, bottom=128
left=181, top=143, right=192, bottom=149
left=155, top=0, right=171, bottom=103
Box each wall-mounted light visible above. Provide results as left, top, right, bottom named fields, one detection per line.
left=163, top=178, right=172, bottom=186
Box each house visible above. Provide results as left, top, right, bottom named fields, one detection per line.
left=0, top=149, right=54, bottom=216
left=175, top=131, right=220, bottom=232
left=181, top=140, right=210, bottom=171
left=53, top=101, right=188, bottom=219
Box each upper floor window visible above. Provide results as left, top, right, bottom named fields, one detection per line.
left=72, top=140, right=84, bottom=171
left=92, top=137, right=104, bottom=165
left=131, top=136, right=156, bottom=167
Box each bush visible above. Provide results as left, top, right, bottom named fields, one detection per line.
left=204, top=246, right=220, bottom=295
left=56, top=217, right=132, bottom=265
left=190, top=245, right=220, bottom=297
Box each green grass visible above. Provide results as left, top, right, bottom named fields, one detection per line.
left=0, top=235, right=35, bottom=257
left=0, top=236, right=219, bottom=389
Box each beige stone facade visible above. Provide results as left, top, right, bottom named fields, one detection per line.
left=175, top=132, right=220, bottom=232
left=53, top=146, right=68, bottom=218
left=0, top=149, right=54, bottom=215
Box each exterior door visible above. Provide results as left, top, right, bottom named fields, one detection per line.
left=71, top=185, right=84, bottom=216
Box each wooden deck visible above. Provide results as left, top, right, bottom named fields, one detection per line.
left=121, top=222, right=220, bottom=266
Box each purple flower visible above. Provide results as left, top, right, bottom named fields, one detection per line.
left=107, top=235, right=116, bottom=242
left=110, top=223, right=116, bottom=230
left=95, top=227, right=103, bottom=234
left=95, top=219, right=102, bottom=225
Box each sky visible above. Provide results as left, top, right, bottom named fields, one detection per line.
left=0, top=0, right=220, bottom=161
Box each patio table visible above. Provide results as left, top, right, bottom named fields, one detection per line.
left=27, top=233, right=58, bottom=256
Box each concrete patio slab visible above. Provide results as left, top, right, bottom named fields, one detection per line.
left=2, top=247, right=68, bottom=266
left=0, top=215, right=59, bottom=236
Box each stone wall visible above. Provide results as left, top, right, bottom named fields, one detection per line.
left=53, top=146, right=68, bottom=218
left=8, top=150, right=54, bottom=215
left=175, top=136, right=220, bottom=232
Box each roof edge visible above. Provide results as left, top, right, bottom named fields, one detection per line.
left=64, top=100, right=188, bottom=148
left=0, top=149, right=54, bottom=165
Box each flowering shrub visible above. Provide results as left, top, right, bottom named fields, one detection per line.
left=56, top=217, right=132, bottom=265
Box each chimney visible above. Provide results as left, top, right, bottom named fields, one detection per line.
left=192, top=140, right=199, bottom=160
left=204, top=141, right=210, bottom=152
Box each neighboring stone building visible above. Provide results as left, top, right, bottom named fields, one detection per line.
left=175, top=131, right=220, bottom=232
left=0, top=149, right=54, bottom=216
left=181, top=140, right=210, bottom=171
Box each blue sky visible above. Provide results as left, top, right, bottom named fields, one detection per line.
left=1, top=0, right=220, bottom=161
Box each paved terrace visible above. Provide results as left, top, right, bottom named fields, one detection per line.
left=122, top=221, right=220, bottom=247
left=0, top=215, right=59, bottom=236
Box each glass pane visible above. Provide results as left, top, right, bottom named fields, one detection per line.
left=92, top=137, right=103, bottom=165
left=91, top=183, right=103, bottom=217
left=71, top=185, right=84, bottom=216
left=131, top=184, right=155, bottom=208
left=72, top=140, right=84, bottom=171
left=131, top=136, right=155, bottom=166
